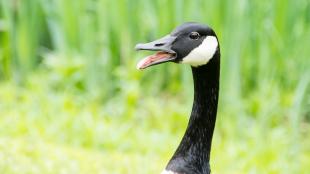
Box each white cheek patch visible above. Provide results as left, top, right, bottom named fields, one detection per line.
left=161, top=170, right=179, bottom=174
left=181, top=36, right=218, bottom=67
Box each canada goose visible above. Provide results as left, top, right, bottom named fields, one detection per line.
left=135, top=22, right=220, bottom=174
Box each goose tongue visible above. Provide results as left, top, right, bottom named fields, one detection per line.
left=136, top=51, right=174, bottom=70
left=135, top=35, right=177, bottom=69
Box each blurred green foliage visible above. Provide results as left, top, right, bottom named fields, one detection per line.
left=0, top=0, right=309, bottom=173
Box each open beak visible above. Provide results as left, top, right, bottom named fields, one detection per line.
left=135, top=35, right=177, bottom=70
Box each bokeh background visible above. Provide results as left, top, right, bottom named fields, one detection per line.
left=0, top=0, right=310, bottom=173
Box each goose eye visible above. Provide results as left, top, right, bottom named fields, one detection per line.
left=189, top=32, right=200, bottom=40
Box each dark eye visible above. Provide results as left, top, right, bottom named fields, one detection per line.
left=189, top=32, right=200, bottom=40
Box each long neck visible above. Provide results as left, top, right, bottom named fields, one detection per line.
left=166, top=52, right=220, bottom=174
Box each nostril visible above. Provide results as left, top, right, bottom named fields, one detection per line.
left=154, top=43, right=165, bottom=47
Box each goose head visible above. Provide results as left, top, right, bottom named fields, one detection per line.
left=135, top=22, right=219, bottom=69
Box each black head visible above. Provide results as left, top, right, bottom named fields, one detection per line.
left=135, top=22, right=219, bottom=69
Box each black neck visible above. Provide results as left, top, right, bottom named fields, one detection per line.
left=166, top=51, right=220, bottom=174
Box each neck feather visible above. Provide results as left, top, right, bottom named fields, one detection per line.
left=166, top=51, right=220, bottom=174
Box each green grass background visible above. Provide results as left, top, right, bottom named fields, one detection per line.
left=0, top=0, right=310, bottom=173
